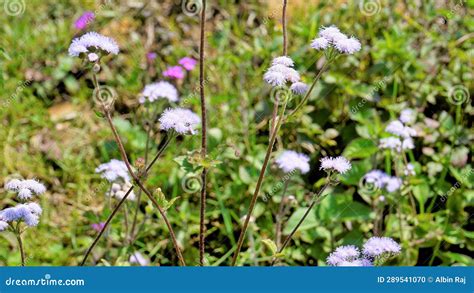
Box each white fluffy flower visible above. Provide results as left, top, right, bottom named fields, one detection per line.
left=404, top=163, right=416, bottom=176
left=363, top=237, right=401, bottom=257
left=402, top=137, right=415, bottom=150
left=140, top=81, right=179, bottom=103
left=95, top=159, right=130, bottom=183
left=385, top=120, right=416, bottom=138
left=334, top=36, right=362, bottom=54
left=320, top=156, right=351, bottom=174
left=68, top=32, right=119, bottom=57
left=326, top=245, right=360, bottom=266
left=384, top=177, right=402, bottom=193
left=290, top=82, right=308, bottom=95
left=108, top=182, right=136, bottom=201
left=159, top=108, right=201, bottom=135
left=319, top=25, right=345, bottom=42
left=379, top=137, right=402, bottom=151
left=5, top=179, right=46, bottom=200
left=363, top=170, right=402, bottom=193
left=271, top=56, right=294, bottom=67
left=264, top=64, right=300, bottom=86
left=311, top=37, right=329, bottom=50
left=399, top=109, right=416, bottom=124
left=276, top=150, right=310, bottom=174
left=263, top=70, right=286, bottom=87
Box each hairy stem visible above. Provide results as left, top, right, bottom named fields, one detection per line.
left=103, top=109, right=185, bottom=266
left=231, top=96, right=289, bottom=266
left=199, top=0, right=208, bottom=267
left=272, top=180, right=330, bottom=265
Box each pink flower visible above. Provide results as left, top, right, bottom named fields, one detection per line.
left=74, top=11, right=95, bottom=30
left=179, top=57, right=197, bottom=71
left=146, top=52, right=157, bottom=62
left=91, top=222, right=105, bottom=232
left=163, top=66, right=185, bottom=80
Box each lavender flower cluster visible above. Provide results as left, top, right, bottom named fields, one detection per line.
left=1, top=178, right=46, bottom=231
left=327, top=237, right=401, bottom=266
left=380, top=109, right=417, bottom=152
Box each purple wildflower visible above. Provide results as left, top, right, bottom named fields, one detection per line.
left=74, top=11, right=95, bottom=30
left=163, top=66, right=185, bottom=80
left=146, top=52, right=157, bottom=62
left=91, top=222, right=106, bottom=232
left=179, top=57, right=197, bottom=71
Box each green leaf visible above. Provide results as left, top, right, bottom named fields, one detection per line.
left=261, top=239, right=278, bottom=256
left=283, top=207, right=318, bottom=234
left=342, top=138, right=378, bottom=159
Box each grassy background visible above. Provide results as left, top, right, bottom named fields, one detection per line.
left=0, top=0, right=473, bottom=266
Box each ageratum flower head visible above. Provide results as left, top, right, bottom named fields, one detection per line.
left=68, top=32, right=119, bottom=58
left=319, top=156, right=352, bottom=174
left=276, top=150, right=310, bottom=174
left=399, top=109, right=416, bottom=124
left=5, top=178, right=46, bottom=200
left=108, top=182, right=136, bottom=201
left=0, top=203, right=43, bottom=227
left=159, top=108, right=201, bottom=135
left=312, top=25, right=361, bottom=54
left=385, top=120, right=416, bottom=139
left=363, top=170, right=402, bottom=193
left=290, top=82, right=308, bottom=95
left=95, top=159, right=130, bottom=183
left=140, top=81, right=179, bottom=104
left=264, top=56, right=300, bottom=87
left=363, top=237, right=401, bottom=258
left=326, top=245, right=360, bottom=266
